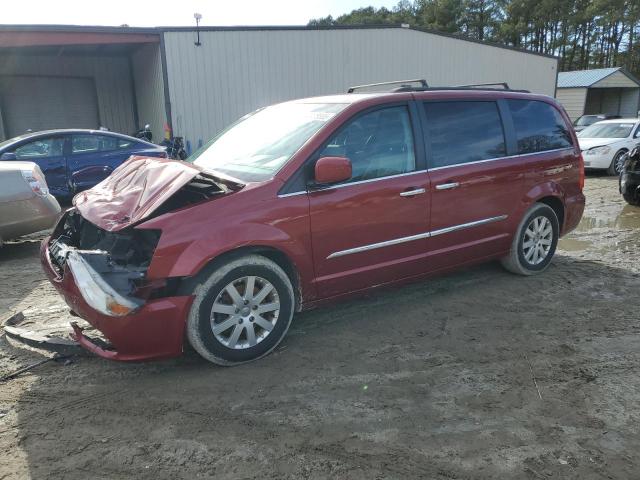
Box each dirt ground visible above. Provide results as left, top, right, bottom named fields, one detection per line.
left=1, top=174, right=639, bottom=480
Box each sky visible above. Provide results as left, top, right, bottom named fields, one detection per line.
left=1, top=0, right=399, bottom=27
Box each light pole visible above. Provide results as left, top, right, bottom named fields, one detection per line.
left=194, top=13, right=202, bottom=46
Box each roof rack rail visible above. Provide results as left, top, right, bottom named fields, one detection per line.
left=347, top=79, right=428, bottom=93
left=452, top=82, right=511, bottom=89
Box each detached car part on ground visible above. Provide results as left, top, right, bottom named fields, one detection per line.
left=620, top=146, right=640, bottom=206
left=0, top=161, right=60, bottom=245
left=41, top=88, right=585, bottom=366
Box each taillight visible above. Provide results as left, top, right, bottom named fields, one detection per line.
left=578, top=152, right=585, bottom=191
left=21, top=166, right=49, bottom=196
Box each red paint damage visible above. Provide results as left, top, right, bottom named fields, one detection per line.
left=73, top=156, right=202, bottom=232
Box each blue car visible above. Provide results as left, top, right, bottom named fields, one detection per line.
left=0, top=129, right=167, bottom=199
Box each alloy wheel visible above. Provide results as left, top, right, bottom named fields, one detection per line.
left=614, top=152, right=625, bottom=175
left=210, top=276, right=280, bottom=349
left=522, top=216, right=553, bottom=265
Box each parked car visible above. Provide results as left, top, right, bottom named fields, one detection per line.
left=0, top=129, right=167, bottom=199
left=620, top=145, right=640, bottom=205
left=41, top=84, right=585, bottom=365
left=0, top=161, right=60, bottom=245
left=577, top=119, right=640, bottom=175
left=573, top=113, right=621, bottom=132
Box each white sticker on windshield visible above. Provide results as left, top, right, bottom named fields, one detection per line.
left=308, top=112, right=337, bottom=122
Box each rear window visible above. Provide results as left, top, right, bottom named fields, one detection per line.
left=423, top=101, right=506, bottom=168
left=508, top=100, right=573, bottom=154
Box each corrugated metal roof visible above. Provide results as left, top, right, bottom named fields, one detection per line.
left=557, top=67, right=621, bottom=88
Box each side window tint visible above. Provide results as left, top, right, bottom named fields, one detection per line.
left=424, top=101, right=506, bottom=168
left=14, top=137, right=64, bottom=159
left=508, top=100, right=573, bottom=154
left=72, top=135, right=118, bottom=154
left=319, top=106, right=416, bottom=182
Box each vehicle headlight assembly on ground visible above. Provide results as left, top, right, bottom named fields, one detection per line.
left=586, top=146, right=611, bottom=156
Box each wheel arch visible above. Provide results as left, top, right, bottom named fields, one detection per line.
left=536, top=195, right=565, bottom=232
left=179, top=245, right=304, bottom=311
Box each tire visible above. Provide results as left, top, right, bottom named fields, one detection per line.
left=607, top=150, right=627, bottom=176
left=623, top=192, right=640, bottom=206
left=186, top=255, right=295, bottom=366
left=501, top=203, right=559, bottom=276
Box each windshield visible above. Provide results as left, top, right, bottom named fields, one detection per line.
left=190, top=102, right=348, bottom=182
left=574, top=115, right=602, bottom=127
left=578, top=122, right=635, bottom=139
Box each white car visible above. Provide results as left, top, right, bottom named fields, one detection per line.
left=578, top=118, right=640, bottom=175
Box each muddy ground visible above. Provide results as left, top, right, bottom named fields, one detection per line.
left=1, top=175, right=639, bottom=479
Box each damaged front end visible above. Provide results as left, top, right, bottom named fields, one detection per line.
left=48, top=210, right=161, bottom=317
left=39, top=157, right=244, bottom=360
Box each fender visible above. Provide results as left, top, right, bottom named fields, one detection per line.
left=137, top=182, right=317, bottom=299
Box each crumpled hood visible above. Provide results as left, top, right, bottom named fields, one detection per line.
left=73, top=156, right=203, bottom=232
left=578, top=137, right=623, bottom=151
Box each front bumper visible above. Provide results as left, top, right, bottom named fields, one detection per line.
left=40, top=239, right=193, bottom=361
left=582, top=151, right=613, bottom=169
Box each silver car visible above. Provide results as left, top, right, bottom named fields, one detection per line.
left=0, top=161, right=61, bottom=245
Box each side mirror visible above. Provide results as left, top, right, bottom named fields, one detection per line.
left=314, top=156, right=352, bottom=185
left=0, top=152, right=17, bottom=161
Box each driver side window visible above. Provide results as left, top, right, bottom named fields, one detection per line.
left=14, top=137, right=65, bottom=160
left=318, top=106, right=416, bottom=183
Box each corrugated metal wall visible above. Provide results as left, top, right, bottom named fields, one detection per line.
left=131, top=44, right=167, bottom=142
left=556, top=88, right=587, bottom=121
left=620, top=89, right=640, bottom=117
left=584, top=88, right=638, bottom=116
left=0, top=53, right=136, bottom=139
left=162, top=27, right=558, bottom=149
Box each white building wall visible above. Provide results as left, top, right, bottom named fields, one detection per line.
left=0, top=53, right=136, bottom=136
left=131, top=44, right=167, bottom=142
left=162, top=27, right=558, bottom=149
left=555, top=87, right=587, bottom=121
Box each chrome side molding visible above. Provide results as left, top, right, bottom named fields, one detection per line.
left=326, top=214, right=508, bottom=259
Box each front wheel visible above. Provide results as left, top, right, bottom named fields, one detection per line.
left=607, top=150, right=627, bottom=176
left=186, top=255, right=295, bottom=366
left=501, top=203, right=559, bottom=276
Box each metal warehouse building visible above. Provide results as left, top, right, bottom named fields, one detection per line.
left=0, top=24, right=558, bottom=150
left=556, top=67, right=640, bottom=122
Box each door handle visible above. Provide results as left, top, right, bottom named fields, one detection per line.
left=435, top=182, right=460, bottom=190
left=400, top=187, right=426, bottom=197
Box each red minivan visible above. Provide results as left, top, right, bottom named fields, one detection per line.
left=41, top=81, right=585, bottom=365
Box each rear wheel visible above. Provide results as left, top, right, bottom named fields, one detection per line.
left=501, top=203, right=559, bottom=276
left=607, top=150, right=626, bottom=176
left=186, top=255, right=295, bottom=366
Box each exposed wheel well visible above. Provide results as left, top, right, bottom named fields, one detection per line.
left=180, top=246, right=303, bottom=311
left=537, top=196, right=564, bottom=231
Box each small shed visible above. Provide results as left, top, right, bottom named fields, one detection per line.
left=556, top=67, right=640, bottom=121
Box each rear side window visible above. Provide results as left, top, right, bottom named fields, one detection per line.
left=72, top=135, right=117, bottom=154
left=423, top=101, right=506, bottom=169
left=508, top=100, right=573, bottom=154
